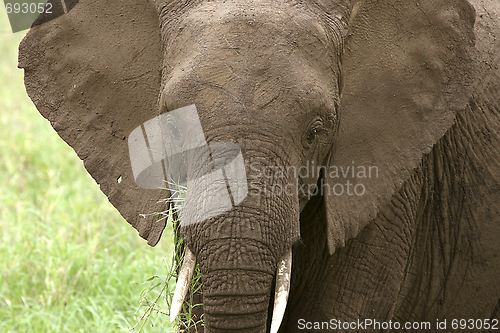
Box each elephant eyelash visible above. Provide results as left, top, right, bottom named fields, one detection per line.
left=305, top=118, right=324, bottom=145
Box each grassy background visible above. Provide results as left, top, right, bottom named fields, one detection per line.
left=0, top=12, right=175, bottom=333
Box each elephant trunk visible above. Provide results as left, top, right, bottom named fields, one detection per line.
left=176, top=142, right=301, bottom=332
left=203, top=293, right=270, bottom=332
left=180, top=198, right=298, bottom=333
left=197, top=239, right=276, bottom=333
left=180, top=201, right=298, bottom=332
left=172, top=245, right=293, bottom=333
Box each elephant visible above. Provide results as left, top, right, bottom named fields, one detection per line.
left=18, top=0, right=500, bottom=332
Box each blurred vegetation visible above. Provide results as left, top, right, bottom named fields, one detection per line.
left=0, top=12, right=175, bottom=333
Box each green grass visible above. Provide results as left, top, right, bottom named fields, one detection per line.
left=0, top=12, right=175, bottom=333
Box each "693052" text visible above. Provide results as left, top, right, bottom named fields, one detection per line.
left=451, top=319, right=498, bottom=330
left=5, top=2, right=52, bottom=14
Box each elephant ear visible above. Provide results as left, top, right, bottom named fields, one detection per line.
left=18, top=0, right=168, bottom=246
left=323, top=0, right=476, bottom=254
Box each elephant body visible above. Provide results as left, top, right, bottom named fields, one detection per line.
left=19, top=0, right=500, bottom=332
left=288, top=2, right=500, bottom=330
left=291, top=108, right=500, bottom=330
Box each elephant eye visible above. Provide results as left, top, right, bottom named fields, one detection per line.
left=303, top=117, right=324, bottom=147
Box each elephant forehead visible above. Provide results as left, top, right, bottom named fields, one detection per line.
left=161, top=1, right=341, bottom=125
left=162, top=50, right=336, bottom=117
left=174, top=0, right=333, bottom=53
left=163, top=3, right=339, bottom=99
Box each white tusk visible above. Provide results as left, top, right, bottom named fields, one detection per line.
left=270, top=249, right=292, bottom=333
left=170, top=247, right=197, bottom=323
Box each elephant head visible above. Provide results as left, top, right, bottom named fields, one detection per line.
left=19, top=0, right=477, bottom=332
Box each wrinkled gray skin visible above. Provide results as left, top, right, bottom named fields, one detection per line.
left=20, top=0, right=500, bottom=332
